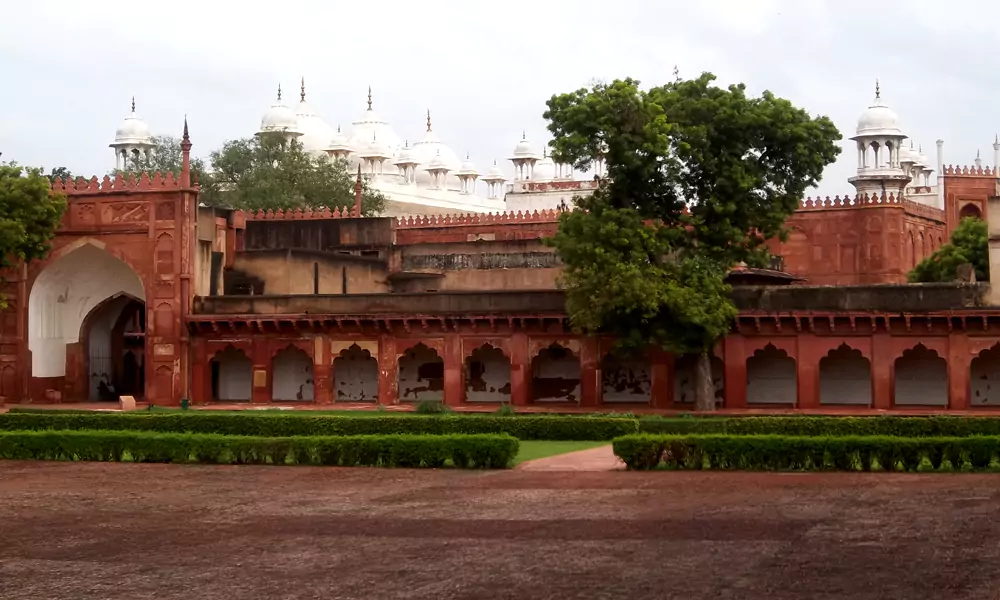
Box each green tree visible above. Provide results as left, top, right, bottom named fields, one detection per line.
left=46, top=167, right=74, bottom=183
left=909, top=217, right=987, bottom=282
left=0, top=163, right=68, bottom=308
left=201, top=137, right=386, bottom=216
left=544, top=73, right=841, bottom=410
left=115, top=135, right=207, bottom=181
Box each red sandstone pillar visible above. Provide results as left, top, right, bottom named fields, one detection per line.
left=191, top=338, right=207, bottom=404
left=251, top=338, right=270, bottom=404
left=871, top=332, right=893, bottom=410
left=443, top=334, right=463, bottom=406
left=795, top=335, right=821, bottom=409
left=722, top=335, right=747, bottom=409
left=313, top=337, right=332, bottom=405
left=509, top=332, right=530, bottom=406
left=580, top=338, right=600, bottom=407
left=378, top=335, right=398, bottom=405
left=649, top=349, right=673, bottom=409
left=947, top=333, right=970, bottom=411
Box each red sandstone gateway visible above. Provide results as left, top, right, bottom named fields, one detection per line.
left=7, top=121, right=1000, bottom=412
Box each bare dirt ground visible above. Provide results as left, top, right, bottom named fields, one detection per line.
left=2, top=463, right=1000, bottom=600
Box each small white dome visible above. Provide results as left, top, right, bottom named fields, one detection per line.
left=900, top=143, right=916, bottom=165
left=510, top=132, right=537, bottom=159
left=411, top=110, right=461, bottom=185
left=294, top=78, right=335, bottom=154
left=347, top=87, right=402, bottom=159
left=918, top=147, right=932, bottom=168
left=486, top=159, right=504, bottom=180
left=457, top=153, right=478, bottom=176
left=259, top=85, right=301, bottom=135
left=427, top=149, right=449, bottom=171
left=112, top=98, right=153, bottom=146
left=393, top=140, right=418, bottom=165
left=359, top=133, right=390, bottom=159
left=533, top=148, right=556, bottom=180
left=326, top=124, right=352, bottom=154
left=855, top=83, right=903, bottom=137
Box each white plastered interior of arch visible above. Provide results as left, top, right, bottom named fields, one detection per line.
left=28, top=243, right=145, bottom=378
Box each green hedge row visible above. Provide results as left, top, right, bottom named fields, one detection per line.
left=0, top=412, right=636, bottom=441
left=636, top=415, right=1000, bottom=438
left=613, top=433, right=1000, bottom=471
left=0, top=430, right=517, bottom=468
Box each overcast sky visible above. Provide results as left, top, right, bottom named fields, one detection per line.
left=1, top=0, right=998, bottom=198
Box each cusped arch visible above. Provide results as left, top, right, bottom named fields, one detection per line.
left=465, top=344, right=511, bottom=403
left=398, top=342, right=444, bottom=402
left=819, top=344, right=872, bottom=406
left=334, top=343, right=379, bottom=402
left=210, top=345, right=252, bottom=402
left=531, top=343, right=581, bottom=402
left=600, top=350, right=651, bottom=403
left=746, top=344, right=797, bottom=405
left=970, top=343, right=1000, bottom=406
left=272, top=345, right=314, bottom=401
left=893, top=344, right=947, bottom=406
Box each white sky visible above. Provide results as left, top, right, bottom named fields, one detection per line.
left=2, top=0, right=999, bottom=198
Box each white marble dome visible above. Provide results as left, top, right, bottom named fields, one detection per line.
left=457, top=153, right=478, bottom=176
left=855, top=84, right=903, bottom=137
left=295, top=79, right=335, bottom=154
left=326, top=125, right=352, bottom=155
left=485, top=159, right=504, bottom=180
left=533, top=148, right=556, bottom=180
left=259, top=85, right=301, bottom=135
left=394, top=140, right=417, bottom=166
left=411, top=111, right=461, bottom=186
left=347, top=88, right=402, bottom=160
left=510, top=132, right=537, bottom=159
left=113, top=98, right=153, bottom=145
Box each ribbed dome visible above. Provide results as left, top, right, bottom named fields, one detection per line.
left=112, top=98, right=153, bottom=146
left=347, top=87, right=402, bottom=159
left=259, top=85, right=301, bottom=135
left=295, top=78, right=335, bottom=154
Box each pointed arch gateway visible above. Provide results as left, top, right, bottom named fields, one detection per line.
left=28, top=241, right=147, bottom=401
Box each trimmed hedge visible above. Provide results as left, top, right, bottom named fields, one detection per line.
left=613, top=433, right=1000, bottom=472
left=0, top=412, right=637, bottom=441
left=0, top=430, right=518, bottom=468
left=637, top=415, right=1000, bottom=438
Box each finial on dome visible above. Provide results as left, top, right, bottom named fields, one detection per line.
left=493, top=159, right=497, bottom=166
left=426, top=109, right=432, bottom=132
left=367, top=86, right=372, bottom=110
left=522, top=130, right=526, bottom=140
left=337, top=124, right=341, bottom=133
left=978, top=149, right=981, bottom=158
left=875, top=79, right=880, bottom=99
left=131, top=96, right=136, bottom=112
left=466, top=151, right=470, bottom=159
left=300, top=77, right=306, bottom=102
left=182, top=114, right=189, bottom=142
left=277, top=84, right=282, bottom=102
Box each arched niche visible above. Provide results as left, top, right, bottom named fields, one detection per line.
left=746, top=344, right=797, bottom=405
left=210, top=347, right=252, bottom=402
left=600, top=351, right=651, bottom=403
left=28, top=242, right=146, bottom=396
left=81, top=294, right=145, bottom=401
left=272, top=346, right=314, bottom=401
left=970, top=345, right=1000, bottom=406
left=819, top=344, right=871, bottom=406
left=334, top=344, right=379, bottom=402
left=959, top=203, right=982, bottom=220
left=893, top=344, right=947, bottom=406
left=398, top=343, right=443, bottom=402
left=465, top=344, right=511, bottom=403
left=673, top=354, right=724, bottom=406
left=531, top=343, right=580, bottom=402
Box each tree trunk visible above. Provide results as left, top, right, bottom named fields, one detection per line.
left=693, top=352, right=716, bottom=412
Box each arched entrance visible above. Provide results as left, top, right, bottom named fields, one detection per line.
left=28, top=242, right=146, bottom=402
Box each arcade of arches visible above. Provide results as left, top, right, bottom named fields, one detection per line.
left=191, top=334, right=1000, bottom=409
left=27, top=243, right=148, bottom=401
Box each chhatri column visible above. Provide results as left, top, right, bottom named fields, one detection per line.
left=378, top=334, right=398, bottom=405
left=509, top=332, right=530, bottom=406
left=312, top=336, right=333, bottom=405
left=442, top=333, right=463, bottom=406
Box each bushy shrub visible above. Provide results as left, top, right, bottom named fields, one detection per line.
left=415, top=400, right=451, bottom=414
left=612, top=433, right=1000, bottom=471
left=0, top=412, right=637, bottom=441
left=495, top=403, right=516, bottom=417
left=0, top=430, right=518, bottom=469
left=636, top=415, right=1000, bottom=438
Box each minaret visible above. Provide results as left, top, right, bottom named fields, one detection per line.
left=848, top=81, right=909, bottom=199
left=180, top=115, right=192, bottom=188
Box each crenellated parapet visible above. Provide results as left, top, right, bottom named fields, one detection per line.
left=940, top=164, right=997, bottom=177
left=795, top=192, right=945, bottom=224
left=50, top=172, right=197, bottom=196
left=395, top=209, right=563, bottom=228
left=241, top=206, right=361, bottom=221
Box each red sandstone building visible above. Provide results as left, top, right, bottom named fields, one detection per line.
left=7, top=88, right=1000, bottom=412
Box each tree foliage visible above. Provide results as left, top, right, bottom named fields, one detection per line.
left=0, top=164, right=67, bottom=307
left=909, top=217, right=987, bottom=282
left=200, top=137, right=386, bottom=216
left=544, top=73, right=841, bottom=409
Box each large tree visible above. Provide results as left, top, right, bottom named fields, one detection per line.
left=0, top=163, right=67, bottom=308
left=200, top=137, right=386, bottom=216
left=545, top=73, right=841, bottom=410
left=909, top=217, right=987, bottom=283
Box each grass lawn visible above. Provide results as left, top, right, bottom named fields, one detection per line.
left=513, top=440, right=609, bottom=465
